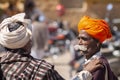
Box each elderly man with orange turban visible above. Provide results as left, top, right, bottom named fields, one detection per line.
left=73, top=16, right=118, bottom=80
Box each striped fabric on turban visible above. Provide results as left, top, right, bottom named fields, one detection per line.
left=0, top=13, right=32, bottom=49
left=78, top=16, right=112, bottom=43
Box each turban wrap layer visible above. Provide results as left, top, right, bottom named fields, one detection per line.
left=78, top=16, right=112, bottom=43
left=0, top=13, right=32, bottom=49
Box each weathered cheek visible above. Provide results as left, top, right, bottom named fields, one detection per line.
left=87, top=43, right=96, bottom=51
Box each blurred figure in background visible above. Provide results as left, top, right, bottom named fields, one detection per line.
left=0, top=0, right=23, bottom=22
left=56, top=4, right=65, bottom=17
left=24, top=0, right=48, bottom=59
left=31, top=22, right=49, bottom=59
left=24, top=0, right=46, bottom=22
left=5, top=0, right=22, bottom=17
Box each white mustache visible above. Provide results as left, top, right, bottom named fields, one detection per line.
left=74, top=45, right=87, bottom=51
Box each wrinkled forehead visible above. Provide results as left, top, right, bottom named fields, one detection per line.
left=78, top=30, right=92, bottom=38
left=78, top=30, right=99, bottom=43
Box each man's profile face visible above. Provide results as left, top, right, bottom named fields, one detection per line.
left=77, top=30, right=99, bottom=58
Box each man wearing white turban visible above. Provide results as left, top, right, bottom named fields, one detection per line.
left=0, top=13, right=103, bottom=80
left=0, top=13, right=65, bottom=80
left=0, top=13, right=32, bottom=49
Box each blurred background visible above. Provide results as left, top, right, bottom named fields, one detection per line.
left=0, top=0, right=120, bottom=80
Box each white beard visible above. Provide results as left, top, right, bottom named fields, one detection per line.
left=74, top=45, right=87, bottom=51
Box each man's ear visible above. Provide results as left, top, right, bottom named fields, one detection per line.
left=97, top=42, right=102, bottom=48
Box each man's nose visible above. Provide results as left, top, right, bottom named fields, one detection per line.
left=78, top=38, right=83, bottom=44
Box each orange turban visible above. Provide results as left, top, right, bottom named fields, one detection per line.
left=78, top=16, right=112, bottom=43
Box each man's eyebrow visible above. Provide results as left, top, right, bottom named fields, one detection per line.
left=77, top=36, right=91, bottom=40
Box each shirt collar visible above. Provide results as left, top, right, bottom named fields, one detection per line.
left=84, top=52, right=102, bottom=64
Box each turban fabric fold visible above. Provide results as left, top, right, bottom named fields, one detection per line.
left=0, top=13, right=32, bottom=49
left=78, top=16, right=112, bottom=43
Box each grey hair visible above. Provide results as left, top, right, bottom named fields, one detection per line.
left=8, top=21, right=23, bottom=32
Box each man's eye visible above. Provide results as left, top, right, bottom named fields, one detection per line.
left=77, top=37, right=90, bottom=41
left=82, top=37, right=89, bottom=41
left=77, top=37, right=80, bottom=40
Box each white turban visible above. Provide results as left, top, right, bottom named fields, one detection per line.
left=0, top=13, right=32, bottom=49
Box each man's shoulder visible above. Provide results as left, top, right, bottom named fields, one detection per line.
left=99, top=55, right=109, bottom=65
left=32, top=58, right=54, bottom=69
